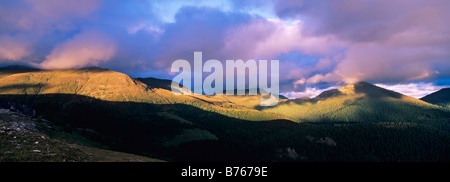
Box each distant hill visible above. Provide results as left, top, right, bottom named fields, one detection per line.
left=206, top=88, right=288, bottom=109
left=0, top=65, right=40, bottom=79
left=0, top=65, right=40, bottom=72
left=136, top=77, right=174, bottom=90
left=260, top=81, right=450, bottom=129
left=222, top=88, right=288, bottom=99
left=134, top=79, right=288, bottom=108
left=421, top=88, right=450, bottom=108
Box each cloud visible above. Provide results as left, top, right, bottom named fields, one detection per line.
left=28, top=0, right=101, bottom=18
left=0, top=0, right=101, bottom=32
left=0, top=35, right=31, bottom=61
left=283, top=82, right=448, bottom=99
left=282, top=86, right=339, bottom=99
left=223, top=19, right=339, bottom=60
left=147, top=6, right=341, bottom=90
left=39, top=30, right=116, bottom=69
left=274, top=0, right=450, bottom=85
left=152, top=6, right=252, bottom=68
left=272, top=0, right=304, bottom=19
left=0, top=0, right=449, bottom=98
left=375, top=82, right=449, bottom=99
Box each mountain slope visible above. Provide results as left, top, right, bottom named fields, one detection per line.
left=260, top=82, right=450, bottom=128
left=1, top=67, right=449, bottom=162
left=421, top=88, right=450, bottom=108
left=208, top=89, right=288, bottom=109
left=0, top=66, right=289, bottom=161
left=0, top=67, right=286, bottom=121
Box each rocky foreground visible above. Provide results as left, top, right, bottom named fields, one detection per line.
left=0, top=101, right=164, bottom=162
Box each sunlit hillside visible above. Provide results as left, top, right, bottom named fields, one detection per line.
left=260, top=82, right=450, bottom=129
left=0, top=67, right=286, bottom=122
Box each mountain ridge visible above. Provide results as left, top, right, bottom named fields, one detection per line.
left=421, top=88, right=450, bottom=108
left=315, top=81, right=403, bottom=100
left=0, top=65, right=447, bottom=125
left=0, top=66, right=287, bottom=122
left=260, top=81, right=449, bottom=126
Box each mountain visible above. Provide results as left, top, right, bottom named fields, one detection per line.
left=260, top=82, right=450, bottom=129
left=421, top=88, right=450, bottom=108
left=1, top=66, right=449, bottom=162
left=0, top=66, right=285, bottom=121
left=314, top=81, right=403, bottom=100
left=0, top=66, right=288, bottom=161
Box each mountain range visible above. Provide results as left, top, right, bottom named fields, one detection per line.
left=0, top=66, right=449, bottom=162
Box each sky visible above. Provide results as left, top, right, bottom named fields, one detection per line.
left=0, top=0, right=449, bottom=98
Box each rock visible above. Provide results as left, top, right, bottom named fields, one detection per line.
left=285, top=147, right=300, bottom=160
left=306, top=135, right=337, bottom=147
left=0, top=100, right=36, bottom=116
left=277, top=147, right=307, bottom=160
left=317, top=137, right=337, bottom=147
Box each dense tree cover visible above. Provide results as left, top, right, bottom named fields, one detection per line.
left=1, top=94, right=448, bottom=162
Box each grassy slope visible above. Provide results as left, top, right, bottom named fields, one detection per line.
left=261, top=82, right=450, bottom=129
left=0, top=68, right=286, bottom=122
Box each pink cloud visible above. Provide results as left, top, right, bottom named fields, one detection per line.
left=28, top=0, right=101, bottom=18
left=223, top=19, right=340, bottom=60
left=0, top=35, right=31, bottom=61
left=39, top=30, right=116, bottom=69
left=0, top=0, right=101, bottom=32
left=289, top=0, right=450, bottom=85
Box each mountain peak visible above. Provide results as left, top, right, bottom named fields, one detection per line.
left=315, top=81, right=403, bottom=100
left=352, top=81, right=373, bottom=86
